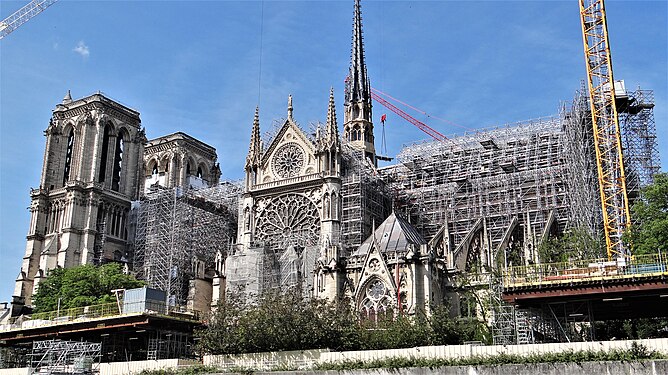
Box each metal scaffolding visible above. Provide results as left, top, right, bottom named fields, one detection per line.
left=29, top=340, right=101, bottom=374
left=341, top=145, right=392, bottom=253
left=618, top=88, right=661, bottom=198
left=383, top=114, right=571, bottom=268
left=380, top=86, right=657, bottom=344
left=132, top=181, right=241, bottom=306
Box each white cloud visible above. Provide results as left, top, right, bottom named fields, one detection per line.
left=73, top=41, right=90, bottom=58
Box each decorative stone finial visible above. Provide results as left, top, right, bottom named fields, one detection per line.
left=62, top=90, right=72, bottom=104
left=287, top=95, right=293, bottom=120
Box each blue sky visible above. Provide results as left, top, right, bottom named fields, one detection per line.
left=0, top=0, right=666, bottom=304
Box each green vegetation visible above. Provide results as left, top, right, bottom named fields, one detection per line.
left=594, top=318, right=668, bottom=341
left=626, top=172, right=668, bottom=255
left=538, top=226, right=603, bottom=262
left=136, top=343, right=663, bottom=373
left=315, top=342, right=663, bottom=371
left=137, top=365, right=219, bottom=375
left=32, top=263, right=144, bottom=313
left=196, top=291, right=486, bottom=355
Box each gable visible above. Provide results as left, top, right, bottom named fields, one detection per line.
left=257, top=118, right=318, bottom=183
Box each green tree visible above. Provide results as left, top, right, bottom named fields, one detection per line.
left=32, top=263, right=144, bottom=313
left=538, top=226, right=602, bottom=263
left=627, top=172, right=668, bottom=255
left=197, top=290, right=361, bottom=355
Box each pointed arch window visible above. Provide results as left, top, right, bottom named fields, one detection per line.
left=151, top=163, right=158, bottom=175
left=63, top=128, right=75, bottom=185
left=197, top=166, right=203, bottom=178
left=98, top=126, right=111, bottom=183
left=359, top=279, right=392, bottom=322
left=111, top=132, right=124, bottom=192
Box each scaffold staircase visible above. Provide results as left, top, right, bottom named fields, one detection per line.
left=515, top=309, right=534, bottom=344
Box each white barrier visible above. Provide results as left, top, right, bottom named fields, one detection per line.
left=100, top=358, right=199, bottom=375
left=0, top=368, right=28, bottom=375
left=204, top=338, right=668, bottom=371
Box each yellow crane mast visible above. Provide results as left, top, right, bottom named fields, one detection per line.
left=579, top=0, right=631, bottom=260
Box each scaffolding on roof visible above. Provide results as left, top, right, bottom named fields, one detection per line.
left=132, top=181, right=241, bottom=306
left=384, top=114, right=571, bottom=266
left=341, top=144, right=392, bottom=253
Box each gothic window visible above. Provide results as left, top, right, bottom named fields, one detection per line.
left=186, top=162, right=191, bottom=175
left=63, top=128, right=75, bottom=185
left=272, top=143, right=305, bottom=179
left=351, top=125, right=361, bottom=141
left=98, top=125, right=111, bottom=183
left=197, top=166, right=203, bottom=178
left=360, top=279, right=392, bottom=322
left=151, top=163, right=158, bottom=175
left=111, top=131, right=124, bottom=192
left=255, top=194, right=320, bottom=251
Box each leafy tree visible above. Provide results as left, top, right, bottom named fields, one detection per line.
left=538, top=226, right=602, bottom=263
left=32, top=263, right=144, bottom=313
left=197, top=290, right=360, bottom=354
left=197, top=290, right=488, bottom=355
left=626, top=172, right=668, bottom=255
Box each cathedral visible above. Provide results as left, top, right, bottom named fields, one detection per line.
left=8, top=0, right=660, bottom=325
left=11, top=0, right=449, bottom=318
left=217, top=0, right=449, bottom=316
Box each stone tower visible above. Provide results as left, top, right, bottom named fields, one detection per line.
left=14, top=92, right=146, bottom=307
left=343, top=0, right=375, bottom=165
left=143, top=132, right=221, bottom=193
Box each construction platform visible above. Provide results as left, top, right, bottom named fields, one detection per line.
left=0, top=301, right=202, bottom=363
left=502, top=253, right=668, bottom=321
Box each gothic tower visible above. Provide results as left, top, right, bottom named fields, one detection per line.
left=14, top=92, right=146, bottom=307
left=343, top=0, right=375, bottom=165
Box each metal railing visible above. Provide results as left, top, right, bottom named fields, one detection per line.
left=502, top=253, right=668, bottom=288
left=0, top=300, right=201, bottom=333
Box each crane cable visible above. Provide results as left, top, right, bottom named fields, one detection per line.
left=371, top=87, right=470, bottom=132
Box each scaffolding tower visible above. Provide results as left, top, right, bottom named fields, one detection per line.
left=29, top=340, right=101, bottom=375
left=341, top=145, right=392, bottom=253
left=133, top=181, right=241, bottom=306
left=618, top=88, right=661, bottom=197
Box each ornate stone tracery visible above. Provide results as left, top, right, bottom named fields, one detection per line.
left=255, top=194, right=320, bottom=251
left=272, top=143, right=305, bottom=179
left=359, top=278, right=392, bottom=320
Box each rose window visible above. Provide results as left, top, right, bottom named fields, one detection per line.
left=272, top=143, right=305, bottom=179
left=359, top=279, right=392, bottom=321
left=255, top=194, right=320, bottom=251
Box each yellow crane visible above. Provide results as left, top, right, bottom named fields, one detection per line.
left=578, top=0, right=631, bottom=261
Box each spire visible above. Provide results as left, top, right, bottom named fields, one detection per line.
left=246, top=106, right=261, bottom=169
left=346, top=0, right=370, bottom=105
left=287, top=94, right=294, bottom=121
left=326, top=87, right=340, bottom=147
left=62, top=90, right=72, bottom=104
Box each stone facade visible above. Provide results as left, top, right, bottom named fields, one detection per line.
left=143, top=132, right=221, bottom=193
left=221, top=0, right=448, bottom=315
left=14, top=92, right=146, bottom=306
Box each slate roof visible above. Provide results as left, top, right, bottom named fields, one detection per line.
left=353, top=212, right=425, bottom=256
